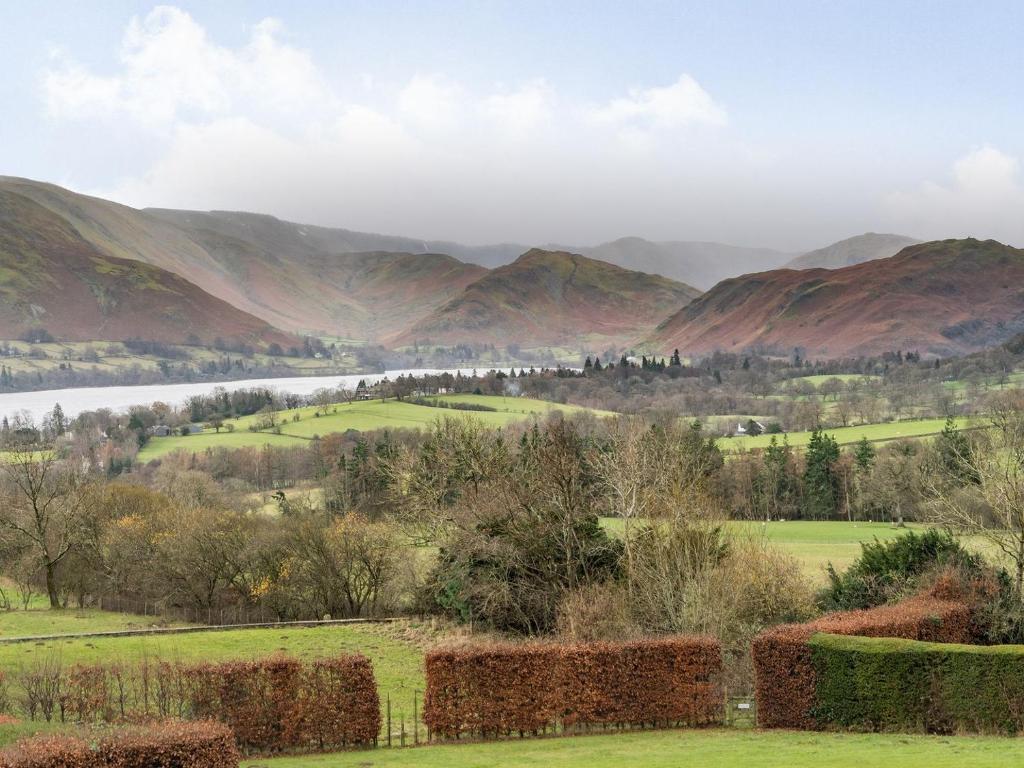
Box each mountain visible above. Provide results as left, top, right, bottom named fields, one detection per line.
left=0, top=179, right=490, bottom=341
left=0, top=188, right=297, bottom=348
left=569, top=237, right=793, bottom=290
left=785, top=233, right=921, bottom=270
left=393, top=248, right=702, bottom=349
left=648, top=239, right=1024, bottom=359
left=143, top=209, right=489, bottom=339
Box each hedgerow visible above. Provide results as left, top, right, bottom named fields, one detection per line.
left=810, top=633, right=1024, bottom=733
left=752, top=595, right=973, bottom=729
left=0, top=720, right=239, bottom=768
left=423, top=636, right=722, bottom=739
left=7, top=654, right=380, bottom=755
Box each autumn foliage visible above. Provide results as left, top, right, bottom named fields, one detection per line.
left=752, top=595, right=974, bottom=729
left=424, top=636, right=722, bottom=739
left=0, top=720, right=239, bottom=768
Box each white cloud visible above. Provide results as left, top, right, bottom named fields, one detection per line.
left=482, top=80, right=555, bottom=139
left=884, top=147, right=1024, bottom=245
left=44, top=6, right=330, bottom=128
left=397, top=74, right=464, bottom=131
left=43, top=6, right=743, bottom=244
left=590, top=74, right=727, bottom=129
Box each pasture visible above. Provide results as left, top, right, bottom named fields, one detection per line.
left=243, top=728, right=1024, bottom=768
left=136, top=395, right=610, bottom=460
left=724, top=417, right=969, bottom=452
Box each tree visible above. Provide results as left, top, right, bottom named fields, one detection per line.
left=0, top=451, right=95, bottom=607
left=925, top=396, right=1024, bottom=594
left=802, top=429, right=840, bottom=519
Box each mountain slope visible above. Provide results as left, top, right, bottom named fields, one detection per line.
left=569, top=237, right=792, bottom=290
left=785, top=233, right=921, bottom=270
left=143, top=209, right=488, bottom=338
left=394, top=249, right=702, bottom=349
left=0, top=189, right=298, bottom=348
left=648, top=239, right=1024, bottom=359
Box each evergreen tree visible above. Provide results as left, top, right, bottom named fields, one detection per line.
left=593, top=356, right=603, bottom=372
left=583, top=356, right=593, bottom=370
left=853, top=437, right=876, bottom=473
left=758, top=436, right=796, bottom=521
left=935, top=417, right=980, bottom=485
left=670, top=349, right=682, bottom=366
left=803, top=429, right=840, bottom=519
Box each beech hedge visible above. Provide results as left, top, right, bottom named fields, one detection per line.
left=0, top=720, right=239, bottom=768
left=752, top=596, right=974, bottom=729
left=423, top=636, right=722, bottom=739
left=810, top=633, right=1024, bottom=733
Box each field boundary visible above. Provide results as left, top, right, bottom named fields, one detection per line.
left=0, top=616, right=401, bottom=645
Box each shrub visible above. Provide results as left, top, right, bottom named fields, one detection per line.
left=0, top=720, right=239, bottom=768
left=424, top=636, right=722, bottom=739
left=753, top=595, right=974, bottom=729
left=810, top=633, right=1024, bottom=734
left=818, top=529, right=986, bottom=611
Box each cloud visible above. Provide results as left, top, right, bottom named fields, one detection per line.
left=884, top=147, right=1024, bottom=245
left=42, top=6, right=743, bottom=244
left=590, top=74, right=727, bottom=129
left=43, top=6, right=330, bottom=128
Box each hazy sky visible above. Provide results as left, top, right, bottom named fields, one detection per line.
left=2, top=0, right=1023, bottom=251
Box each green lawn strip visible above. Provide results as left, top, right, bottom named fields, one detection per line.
left=724, top=417, right=970, bottom=452
left=242, top=728, right=1024, bottom=768
left=138, top=396, right=612, bottom=461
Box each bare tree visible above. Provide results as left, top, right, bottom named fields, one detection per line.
left=925, top=396, right=1024, bottom=593
left=0, top=450, right=94, bottom=608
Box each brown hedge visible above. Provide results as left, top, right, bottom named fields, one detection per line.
left=18, top=654, right=380, bottom=754
left=752, top=596, right=973, bottom=729
left=424, top=636, right=722, bottom=739
left=0, top=720, right=239, bottom=768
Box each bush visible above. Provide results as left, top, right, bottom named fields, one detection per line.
left=810, top=633, right=1024, bottom=733
left=423, top=636, right=722, bottom=739
left=753, top=595, right=974, bottom=729
left=819, top=529, right=985, bottom=611
left=0, top=720, right=239, bottom=768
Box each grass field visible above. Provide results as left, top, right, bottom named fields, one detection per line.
left=0, top=622, right=424, bottom=698
left=137, top=395, right=611, bottom=461
left=599, top=519, right=929, bottom=581
left=242, top=728, right=1024, bottom=768
left=788, top=374, right=881, bottom=386
left=725, top=417, right=969, bottom=452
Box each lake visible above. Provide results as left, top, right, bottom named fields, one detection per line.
left=0, top=368, right=513, bottom=423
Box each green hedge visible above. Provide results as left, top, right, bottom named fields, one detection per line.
left=810, top=633, right=1024, bottom=734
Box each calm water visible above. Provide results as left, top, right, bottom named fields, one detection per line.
left=0, top=368, right=508, bottom=422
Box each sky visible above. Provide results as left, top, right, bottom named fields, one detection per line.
left=2, top=0, right=1023, bottom=251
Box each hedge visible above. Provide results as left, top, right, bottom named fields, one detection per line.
left=424, top=636, right=722, bottom=739
left=752, top=596, right=973, bottom=729
left=0, top=720, right=239, bottom=768
left=810, top=633, right=1024, bottom=734
left=9, top=654, right=380, bottom=754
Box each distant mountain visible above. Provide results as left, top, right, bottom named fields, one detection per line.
left=569, top=237, right=793, bottom=290
left=144, top=209, right=488, bottom=339
left=647, top=239, right=1024, bottom=359
left=394, top=248, right=702, bottom=349
left=0, top=188, right=296, bottom=348
left=785, top=233, right=921, bottom=270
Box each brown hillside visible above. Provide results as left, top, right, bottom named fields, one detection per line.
left=0, top=189, right=298, bottom=348
left=393, top=248, right=702, bottom=348
left=648, top=238, right=1024, bottom=358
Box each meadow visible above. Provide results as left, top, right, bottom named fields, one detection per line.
left=137, top=395, right=611, bottom=460
left=242, top=728, right=1024, bottom=768
left=724, top=417, right=970, bottom=452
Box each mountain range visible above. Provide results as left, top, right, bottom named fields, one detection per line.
left=3, top=176, right=1021, bottom=361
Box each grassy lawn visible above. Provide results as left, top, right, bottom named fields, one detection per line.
left=724, top=417, right=968, bottom=452
left=138, top=396, right=611, bottom=461
left=242, top=728, right=1024, bottom=768
left=0, top=621, right=426, bottom=727
left=788, top=374, right=881, bottom=386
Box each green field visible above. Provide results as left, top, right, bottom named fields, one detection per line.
left=725, top=417, right=968, bottom=452
left=243, top=728, right=1024, bottom=768
left=788, top=374, right=881, bottom=386
left=137, top=395, right=610, bottom=461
